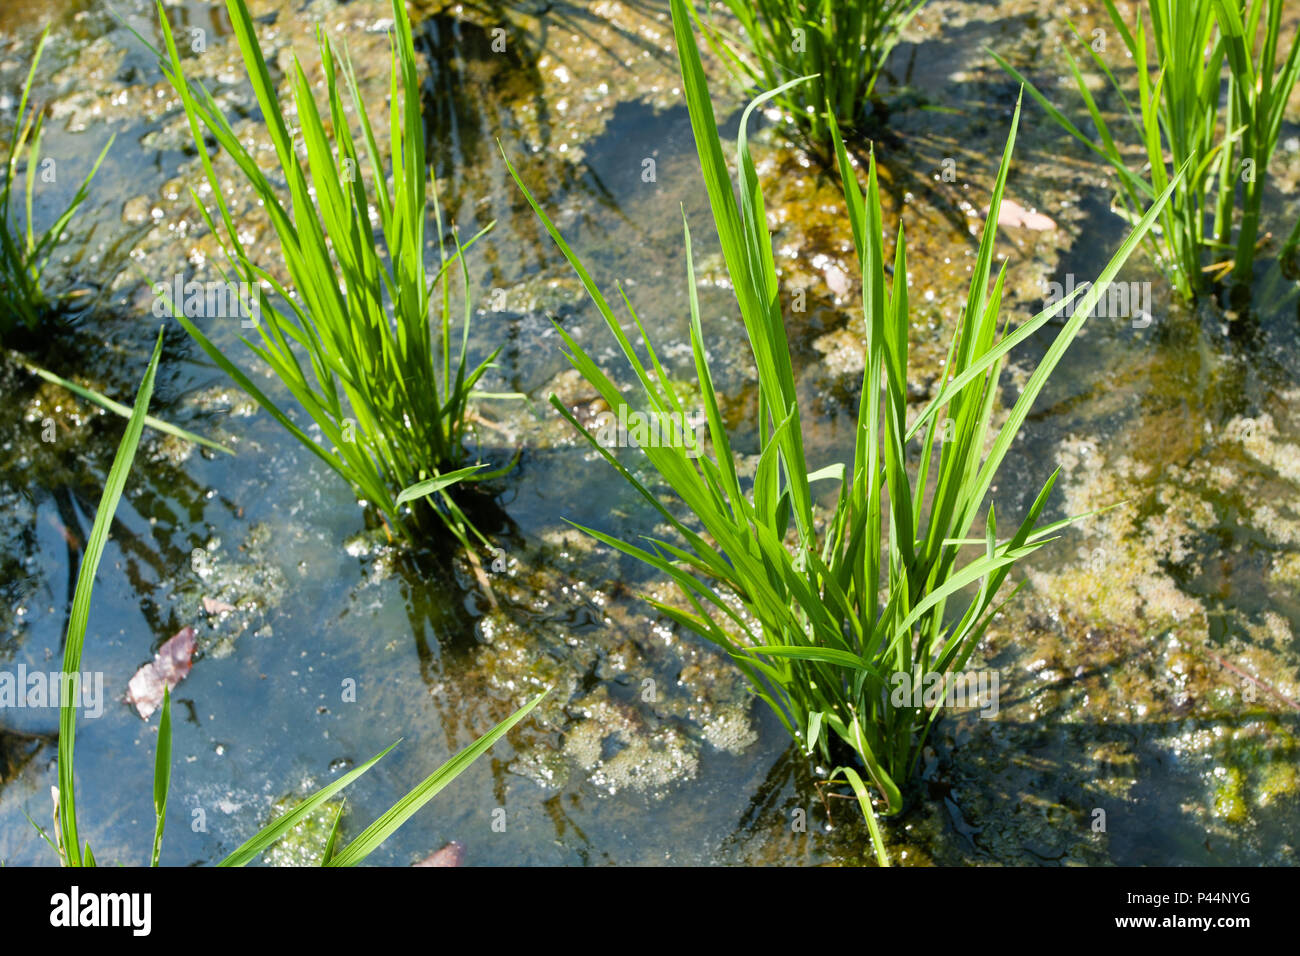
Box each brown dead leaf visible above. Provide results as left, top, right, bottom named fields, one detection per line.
left=202, top=596, right=236, bottom=615
left=125, top=626, right=197, bottom=720
left=986, top=198, right=1057, bottom=231
left=413, top=841, right=465, bottom=867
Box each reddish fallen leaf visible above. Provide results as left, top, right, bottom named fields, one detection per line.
left=413, top=841, right=464, bottom=867
left=202, top=596, right=236, bottom=615
left=125, top=627, right=197, bottom=720
left=986, top=198, right=1056, bottom=231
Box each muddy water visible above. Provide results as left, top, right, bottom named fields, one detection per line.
left=0, top=0, right=1297, bottom=865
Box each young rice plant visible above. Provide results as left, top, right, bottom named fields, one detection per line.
left=505, top=0, right=1177, bottom=862
left=1213, top=0, right=1300, bottom=284
left=150, top=0, right=511, bottom=547
left=697, top=0, right=927, bottom=150
left=1, top=29, right=113, bottom=336
left=1, top=33, right=227, bottom=454
left=993, top=0, right=1299, bottom=300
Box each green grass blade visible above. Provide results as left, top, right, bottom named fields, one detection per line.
left=151, top=687, right=173, bottom=867
left=218, top=741, right=401, bottom=867
left=327, top=691, right=547, bottom=867
left=9, top=351, right=231, bottom=454
left=57, top=328, right=166, bottom=867
left=834, top=765, right=891, bottom=866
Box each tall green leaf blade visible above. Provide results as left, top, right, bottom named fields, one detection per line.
left=57, top=329, right=167, bottom=867
left=151, top=687, right=173, bottom=866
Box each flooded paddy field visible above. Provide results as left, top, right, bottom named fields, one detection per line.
left=0, top=0, right=1297, bottom=867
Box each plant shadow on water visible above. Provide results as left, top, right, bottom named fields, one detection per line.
left=0, top=316, right=232, bottom=647
left=387, top=495, right=522, bottom=674
left=713, top=699, right=1300, bottom=865
left=0, top=318, right=248, bottom=861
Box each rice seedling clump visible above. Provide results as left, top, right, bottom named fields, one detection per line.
left=698, top=0, right=928, bottom=150
left=152, top=0, right=512, bottom=547
left=507, top=0, right=1176, bottom=860
left=995, top=0, right=1300, bottom=300
left=1, top=29, right=113, bottom=338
